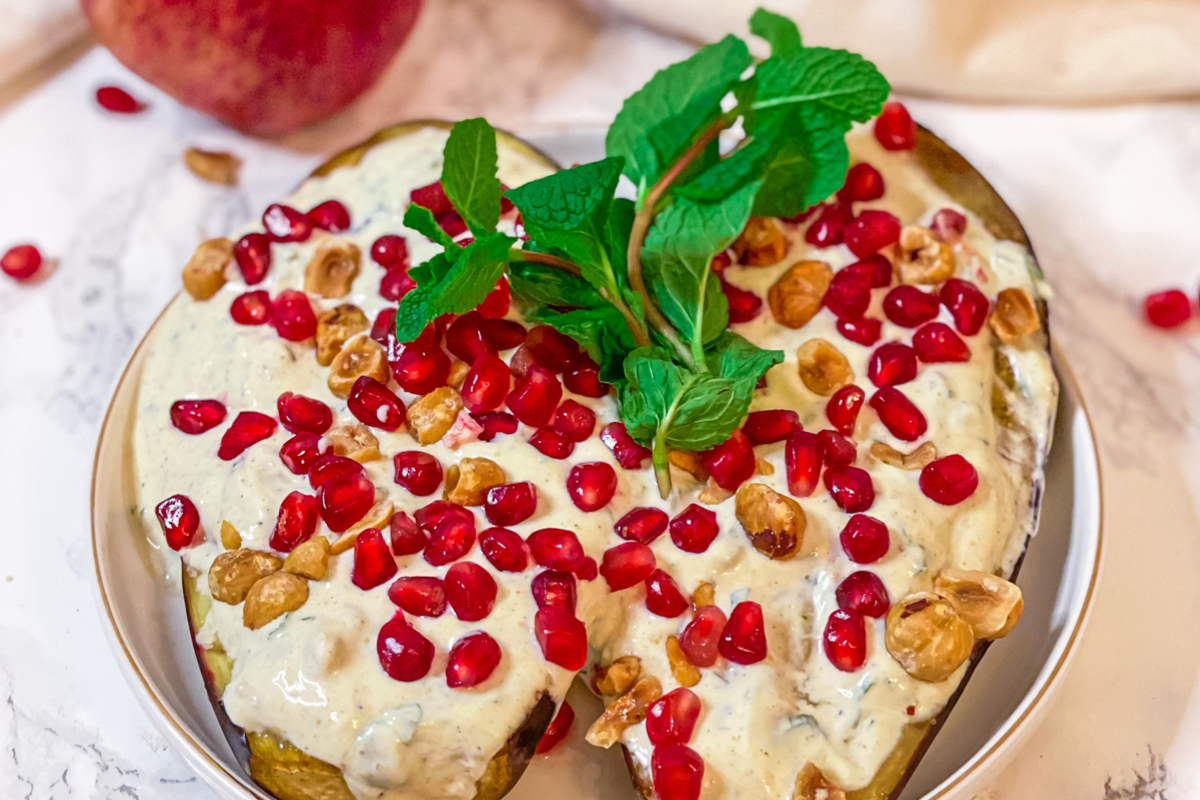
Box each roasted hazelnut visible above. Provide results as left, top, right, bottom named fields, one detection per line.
left=182, top=238, right=232, bottom=300
left=898, top=225, right=955, bottom=285
left=885, top=593, right=974, bottom=682
left=327, top=336, right=389, bottom=398
left=209, top=549, right=283, bottom=605
left=692, top=581, right=715, bottom=609
left=793, top=763, right=846, bottom=800
left=735, top=483, right=806, bottom=560
left=447, top=360, right=471, bottom=389
left=183, top=148, right=242, bottom=186
left=316, top=304, right=369, bottom=367
left=871, top=441, right=938, bottom=471
left=219, top=520, right=242, bottom=550
left=328, top=423, right=381, bottom=463
left=796, top=338, right=854, bottom=396
left=669, top=450, right=709, bottom=481
left=348, top=497, right=394, bottom=534
left=731, top=216, right=789, bottom=267
left=304, top=235, right=361, bottom=299
left=585, top=676, right=662, bottom=748
left=243, top=571, right=310, bottom=630
left=754, top=458, right=775, bottom=476
left=933, top=568, right=1024, bottom=640
left=768, top=260, right=833, bottom=329
left=593, top=655, right=642, bottom=697
left=989, top=287, right=1041, bottom=344
left=666, top=636, right=700, bottom=688
left=444, top=457, right=507, bottom=506
left=407, top=386, right=464, bottom=446
left=284, top=537, right=330, bottom=580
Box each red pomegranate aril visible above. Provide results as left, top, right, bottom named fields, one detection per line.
left=233, top=233, right=271, bottom=284
left=277, top=392, right=332, bottom=435
left=869, top=387, right=928, bottom=441
left=920, top=455, right=979, bottom=505
left=415, top=500, right=472, bottom=531
left=271, top=290, right=318, bottom=341
left=567, top=462, right=618, bottom=511
left=824, top=608, right=867, bottom=671
left=653, top=744, right=705, bottom=800
left=553, top=400, right=597, bottom=442
left=484, top=317, right=527, bottom=351
left=445, top=562, right=498, bottom=621
left=348, top=376, right=405, bottom=431
left=840, top=514, right=890, bottom=563
left=391, top=344, right=451, bottom=395
left=525, top=325, right=585, bottom=372
left=826, top=385, right=866, bottom=436
left=575, top=557, right=598, bottom=581
left=377, top=614, right=434, bottom=682
left=411, top=181, right=452, bottom=215
left=231, top=290, right=271, bottom=325
left=530, top=426, right=575, bottom=459
left=280, top=433, right=323, bottom=474
left=615, top=507, right=669, bottom=544
left=262, top=203, right=311, bottom=243
left=308, top=455, right=363, bottom=490
left=846, top=254, right=894, bottom=288
left=836, top=571, right=890, bottom=618
left=423, top=516, right=477, bottom=566
left=1144, top=289, right=1193, bottom=329
left=563, top=367, right=608, bottom=398
left=601, top=422, right=652, bottom=469
left=817, top=430, right=856, bottom=466
left=507, top=365, right=563, bottom=427
left=719, top=601, right=767, bottom=664
left=838, top=162, right=886, bottom=203
left=509, top=346, right=535, bottom=378
left=679, top=605, right=727, bottom=667
left=318, top=473, right=375, bottom=533
left=534, top=606, right=588, bottom=670
left=646, top=688, right=702, bottom=747
left=0, top=244, right=41, bottom=281
left=845, top=210, right=901, bottom=258
left=785, top=430, right=823, bottom=497
left=392, top=451, right=443, bottom=496
left=439, top=210, right=468, bottom=237
left=528, top=528, right=586, bottom=571
left=95, top=85, right=144, bottom=113
left=599, top=542, right=656, bottom=591
left=824, top=267, right=872, bottom=320
left=532, top=570, right=577, bottom=613
left=723, top=278, right=763, bottom=323
left=388, top=576, right=446, bottom=617
left=352, top=528, right=398, bottom=590
left=913, top=322, right=971, bottom=363
left=931, top=208, right=968, bottom=242
left=868, top=342, right=918, bottom=387
left=939, top=279, right=989, bottom=336
left=644, top=569, right=689, bottom=618
left=536, top=702, right=576, bottom=754
left=884, top=285, right=941, bottom=328
left=480, top=527, right=530, bottom=572
left=218, top=411, right=277, bottom=460
left=371, top=235, right=409, bottom=270
left=483, top=481, right=537, bottom=526
left=170, top=399, right=227, bottom=434
left=446, top=311, right=489, bottom=364
left=155, top=495, right=200, bottom=551
left=701, top=429, right=755, bottom=491
left=743, top=410, right=799, bottom=445
left=670, top=505, right=720, bottom=554
left=390, top=512, right=427, bottom=556
left=823, top=466, right=876, bottom=513
left=461, top=354, right=510, bottom=414
left=474, top=412, right=519, bottom=442
left=838, top=317, right=882, bottom=346
left=806, top=202, right=852, bottom=247
left=478, top=278, right=511, bottom=318
left=874, top=101, right=917, bottom=151
left=380, top=270, right=416, bottom=302
left=270, top=491, right=318, bottom=552
left=711, top=250, right=732, bottom=272
left=307, top=200, right=350, bottom=233
left=446, top=632, right=502, bottom=688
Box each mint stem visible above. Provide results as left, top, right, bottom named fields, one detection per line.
left=652, top=427, right=672, bottom=498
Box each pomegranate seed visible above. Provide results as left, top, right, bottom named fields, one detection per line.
left=599, top=542, right=656, bottom=591
left=484, top=317, right=527, bottom=350
left=846, top=254, right=893, bottom=288
left=318, top=473, right=375, bottom=533
left=446, top=312, right=488, bottom=363
left=817, top=430, right=856, bottom=466
left=836, top=571, right=890, bottom=618
left=874, top=101, right=916, bottom=151
left=824, top=608, right=867, bottom=671
left=869, top=387, right=927, bottom=441
left=567, top=462, right=618, bottom=511
left=615, top=507, right=669, bottom=544
left=743, top=410, right=799, bottom=445
left=939, top=279, right=989, bottom=336
left=390, top=512, right=427, bottom=555
left=446, top=631, right=502, bottom=688
left=920, top=455, right=979, bottom=505
left=270, top=290, right=317, bottom=341
left=306, top=200, right=350, bottom=233
left=411, top=181, right=452, bottom=215
left=845, top=210, right=900, bottom=258
left=391, top=344, right=451, bottom=395
left=461, top=354, right=510, bottom=413
left=553, top=400, right=597, bottom=442
left=719, top=601, right=767, bottom=664
left=483, top=481, right=538, bottom=526
left=647, top=688, right=701, bottom=747
left=217, top=411, right=277, bottom=460
left=231, top=290, right=271, bottom=325
left=701, top=429, right=755, bottom=491
left=377, top=613, right=434, bottom=681
left=563, top=367, right=608, bottom=398
left=884, top=285, right=940, bottom=328
left=931, top=208, right=967, bottom=242
left=575, top=557, right=598, bottom=581
left=445, top=562, right=498, bottom=621
left=529, top=426, right=575, bottom=459
left=532, top=570, right=577, bottom=613
left=478, top=278, right=511, bottom=318
left=528, top=528, right=585, bottom=571
left=805, top=203, right=852, bottom=247
left=371, top=235, right=409, bottom=270
left=95, top=85, right=144, bottom=113
left=823, top=466, right=875, bottom=513
left=723, top=278, right=763, bottom=323
left=347, top=376, right=405, bottom=431
left=269, top=491, right=318, bottom=552
left=423, top=516, right=477, bottom=566
left=380, top=270, right=416, bottom=302
left=680, top=605, right=727, bottom=667
left=392, top=451, right=443, bottom=496
left=439, top=211, right=468, bottom=237
left=275, top=394, right=331, bottom=436
left=826, top=385, right=865, bottom=436
left=670, top=505, right=719, bottom=554
left=388, top=576, right=446, bottom=616
left=601, top=422, right=652, bottom=469
left=536, top=702, right=576, bottom=753
left=308, top=455, right=362, bottom=490
left=785, top=430, right=823, bottom=497
left=868, top=342, right=918, bottom=387
left=480, top=527, right=530, bottom=572
left=231, top=233, right=271, bottom=285
left=280, top=433, right=323, bottom=474
left=534, top=606, right=588, bottom=669
left=507, top=365, right=562, bottom=427
left=839, top=514, right=890, bottom=563
left=474, top=412, right=519, bottom=441
left=652, top=745, right=705, bottom=800
left=416, top=500, right=472, bottom=531
left=644, top=569, right=689, bottom=617
left=352, top=528, right=398, bottom=590
left=711, top=250, right=732, bottom=272
left=838, top=162, right=885, bottom=203
left=1144, top=290, right=1193, bottom=329
left=262, top=203, right=311, bottom=243
left=824, top=267, right=872, bottom=320
left=913, top=322, right=970, bottom=363
left=0, top=244, right=42, bottom=281
left=509, top=345, right=535, bottom=379
left=155, top=495, right=200, bottom=550
left=525, top=326, right=585, bottom=372
left=838, top=317, right=882, bottom=346
left=170, top=399, right=226, bottom=434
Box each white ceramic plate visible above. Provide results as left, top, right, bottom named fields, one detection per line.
left=91, top=128, right=1102, bottom=800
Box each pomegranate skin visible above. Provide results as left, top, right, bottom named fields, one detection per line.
left=81, top=0, right=423, bottom=137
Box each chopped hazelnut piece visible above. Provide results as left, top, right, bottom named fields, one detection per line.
left=444, top=457, right=507, bottom=506
left=593, top=655, right=642, bottom=696
left=243, top=571, right=310, bottom=630
left=328, top=423, right=381, bottom=463
left=305, top=235, right=361, bottom=299
left=585, top=676, right=662, bottom=748
left=989, top=287, right=1041, bottom=343
left=754, top=458, right=775, bottom=476
left=348, top=497, right=394, bottom=534
left=669, top=450, right=709, bottom=482
left=208, top=549, right=283, bottom=605
left=794, top=763, right=847, bottom=800
left=934, top=568, right=1024, bottom=640
left=284, top=537, right=330, bottom=580
left=327, top=336, right=389, bottom=398
left=871, top=441, right=938, bottom=471
left=731, top=216, right=789, bottom=267
left=898, top=225, right=955, bottom=285
left=182, top=238, right=232, bottom=300
left=407, top=386, right=464, bottom=446
left=448, top=360, right=471, bottom=388
left=735, top=483, right=806, bottom=560
left=219, top=520, right=242, bottom=550
left=796, top=338, right=854, bottom=396
left=769, top=260, right=833, bottom=329
left=885, top=592, right=974, bottom=682
left=183, top=148, right=242, bottom=186
left=692, top=581, right=715, bottom=609
left=698, top=478, right=732, bottom=506
left=666, top=636, right=700, bottom=687
left=316, top=304, right=369, bottom=367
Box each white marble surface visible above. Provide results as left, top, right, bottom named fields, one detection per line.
left=0, top=0, right=1198, bottom=796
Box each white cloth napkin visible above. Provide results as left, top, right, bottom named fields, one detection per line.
left=0, top=0, right=88, bottom=100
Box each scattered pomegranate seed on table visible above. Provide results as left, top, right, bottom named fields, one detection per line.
left=1144, top=289, right=1193, bottom=329
left=95, top=85, right=146, bottom=114
left=1, top=245, right=43, bottom=281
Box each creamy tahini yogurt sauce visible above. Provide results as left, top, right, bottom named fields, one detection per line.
left=132, top=125, right=1056, bottom=799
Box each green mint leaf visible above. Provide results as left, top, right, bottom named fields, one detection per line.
left=669, top=373, right=755, bottom=450
left=409, top=249, right=457, bottom=289
left=675, top=129, right=776, bottom=202
left=619, top=348, right=687, bottom=444
left=751, top=47, right=890, bottom=126
left=395, top=285, right=437, bottom=343
left=751, top=107, right=849, bottom=217
left=441, top=118, right=501, bottom=237
left=603, top=197, right=635, bottom=277
left=508, top=260, right=605, bottom=309
left=749, top=8, right=802, bottom=57
left=706, top=330, right=785, bottom=382
left=527, top=304, right=637, bottom=383
left=403, top=204, right=459, bottom=251
left=428, top=233, right=516, bottom=316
